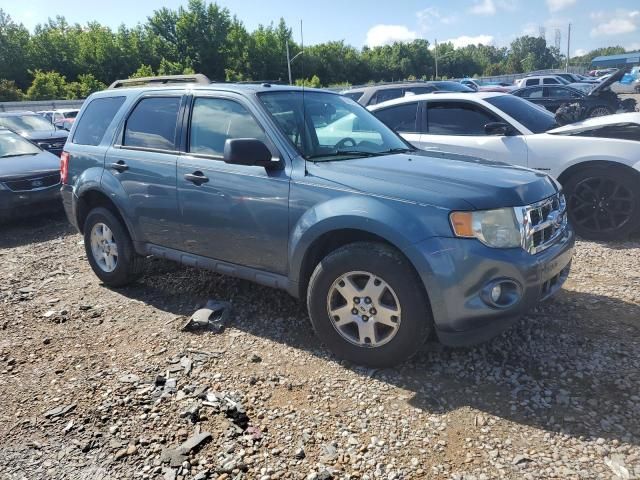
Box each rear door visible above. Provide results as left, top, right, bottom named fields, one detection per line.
left=104, top=94, right=183, bottom=248
left=416, top=100, right=528, bottom=167
left=176, top=93, right=290, bottom=274
left=544, top=86, right=581, bottom=112
left=372, top=101, right=422, bottom=146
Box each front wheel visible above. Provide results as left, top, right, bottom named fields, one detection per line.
left=587, top=106, right=613, bottom=118
left=307, top=242, right=432, bottom=367
left=83, top=207, right=144, bottom=287
left=564, top=167, right=640, bottom=240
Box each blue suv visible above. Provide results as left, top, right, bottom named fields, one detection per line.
left=61, top=75, right=575, bottom=367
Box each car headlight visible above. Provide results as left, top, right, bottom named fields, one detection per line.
left=450, top=207, right=522, bottom=248
left=0, top=182, right=8, bottom=191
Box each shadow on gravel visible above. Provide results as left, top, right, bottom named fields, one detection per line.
left=0, top=210, right=73, bottom=249
left=117, top=259, right=640, bottom=447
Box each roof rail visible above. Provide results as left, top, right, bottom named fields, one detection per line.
left=108, top=74, right=211, bottom=89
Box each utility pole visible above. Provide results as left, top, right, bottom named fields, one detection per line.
left=565, top=23, right=571, bottom=72
left=286, top=39, right=303, bottom=85
left=435, top=39, right=439, bottom=80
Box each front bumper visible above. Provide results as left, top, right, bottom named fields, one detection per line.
left=0, top=185, right=62, bottom=221
left=405, top=225, right=575, bottom=347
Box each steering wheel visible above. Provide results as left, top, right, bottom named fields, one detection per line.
left=335, top=137, right=357, bottom=149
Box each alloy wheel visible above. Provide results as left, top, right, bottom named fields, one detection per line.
left=326, top=271, right=401, bottom=348
left=90, top=222, right=119, bottom=273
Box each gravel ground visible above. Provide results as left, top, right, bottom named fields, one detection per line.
left=0, top=213, right=639, bottom=480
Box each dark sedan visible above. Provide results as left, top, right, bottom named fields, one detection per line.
left=0, top=112, right=68, bottom=157
left=0, top=128, right=62, bottom=221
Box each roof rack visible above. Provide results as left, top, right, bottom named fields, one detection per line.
left=108, top=74, right=211, bottom=89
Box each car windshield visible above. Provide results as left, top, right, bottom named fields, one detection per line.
left=0, top=130, right=41, bottom=158
left=485, top=95, right=557, bottom=134
left=0, top=114, right=55, bottom=132
left=64, top=111, right=78, bottom=119
left=432, top=81, right=474, bottom=92
left=258, top=91, right=412, bottom=161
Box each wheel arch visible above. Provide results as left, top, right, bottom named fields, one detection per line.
left=76, top=188, right=135, bottom=243
left=557, top=160, right=640, bottom=186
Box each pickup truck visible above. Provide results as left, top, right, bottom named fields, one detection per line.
left=60, top=75, right=575, bottom=367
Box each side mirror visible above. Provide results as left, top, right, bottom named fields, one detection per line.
left=223, top=138, right=280, bottom=169
left=484, top=122, right=512, bottom=136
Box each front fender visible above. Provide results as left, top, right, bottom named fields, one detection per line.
left=288, top=194, right=447, bottom=286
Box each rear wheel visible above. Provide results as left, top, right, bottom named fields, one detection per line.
left=564, top=167, right=640, bottom=240
left=307, top=242, right=432, bottom=367
left=83, top=207, right=144, bottom=287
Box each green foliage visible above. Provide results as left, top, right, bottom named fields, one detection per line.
left=0, top=79, right=23, bottom=101
left=295, top=75, right=321, bottom=88
left=65, top=74, right=106, bottom=99
left=130, top=64, right=155, bottom=78
left=26, top=70, right=67, bottom=100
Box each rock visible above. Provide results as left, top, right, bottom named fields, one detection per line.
left=163, top=467, right=177, bottom=480
left=513, top=454, right=532, bottom=465
left=42, top=337, right=52, bottom=345
left=294, top=447, right=305, bottom=459
left=250, top=353, right=262, bottom=363
left=155, top=375, right=166, bottom=387
left=44, top=404, right=76, bottom=419
left=160, top=449, right=188, bottom=468
left=605, top=455, right=630, bottom=480
left=178, top=432, right=212, bottom=455
left=319, top=443, right=338, bottom=463
left=118, top=373, right=140, bottom=383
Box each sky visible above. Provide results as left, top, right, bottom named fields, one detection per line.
left=3, top=0, right=640, bottom=57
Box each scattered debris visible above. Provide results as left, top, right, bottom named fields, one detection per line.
left=43, top=404, right=76, bottom=419
left=181, top=300, right=232, bottom=333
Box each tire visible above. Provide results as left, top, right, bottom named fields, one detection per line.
left=83, top=207, right=144, bottom=287
left=564, top=167, right=640, bottom=240
left=587, top=106, right=613, bottom=118
left=306, top=242, right=432, bottom=367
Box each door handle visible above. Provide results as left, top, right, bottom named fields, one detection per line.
left=184, top=172, right=209, bottom=185
left=110, top=161, right=129, bottom=172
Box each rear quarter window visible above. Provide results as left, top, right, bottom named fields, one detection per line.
left=72, top=96, right=126, bottom=146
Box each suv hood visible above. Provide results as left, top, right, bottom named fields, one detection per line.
left=588, top=68, right=625, bottom=96
left=0, top=150, right=60, bottom=180
left=309, top=150, right=558, bottom=210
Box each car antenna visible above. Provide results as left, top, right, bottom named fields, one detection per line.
left=300, top=19, right=309, bottom=177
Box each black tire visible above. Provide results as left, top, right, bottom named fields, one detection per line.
left=587, top=106, right=613, bottom=118
left=83, top=207, right=144, bottom=287
left=306, top=242, right=432, bottom=367
left=564, top=167, right=640, bottom=240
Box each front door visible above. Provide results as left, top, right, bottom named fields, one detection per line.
left=105, top=94, right=183, bottom=248
left=177, top=94, right=290, bottom=274
left=415, top=100, right=529, bottom=168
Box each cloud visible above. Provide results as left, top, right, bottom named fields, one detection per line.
left=546, top=0, right=576, bottom=13
left=416, top=7, right=456, bottom=32
left=365, top=25, right=418, bottom=47
left=441, top=35, right=495, bottom=48
left=573, top=48, right=587, bottom=56
left=470, top=0, right=496, bottom=15
left=590, top=9, right=640, bottom=37
left=627, top=42, right=640, bottom=52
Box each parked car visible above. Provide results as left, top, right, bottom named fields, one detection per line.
left=514, top=75, right=568, bottom=88
left=369, top=92, right=640, bottom=240
left=460, top=78, right=516, bottom=93
left=611, top=67, right=640, bottom=94
left=61, top=75, right=574, bottom=367
left=38, top=108, right=80, bottom=130
left=341, top=81, right=473, bottom=106
left=0, top=127, right=61, bottom=221
left=553, top=73, right=599, bottom=84
left=0, top=112, right=68, bottom=157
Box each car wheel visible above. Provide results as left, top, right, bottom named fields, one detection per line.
left=587, top=106, right=612, bottom=118
left=83, top=207, right=144, bottom=287
left=307, top=242, right=432, bottom=367
left=564, top=167, right=640, bottom=240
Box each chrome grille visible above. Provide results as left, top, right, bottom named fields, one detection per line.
left=4, top=173, right=61, bottom=192
left=518, top=193, right=568, bottom=254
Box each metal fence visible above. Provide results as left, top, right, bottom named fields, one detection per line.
left=0, top=99, right=85, bottom=113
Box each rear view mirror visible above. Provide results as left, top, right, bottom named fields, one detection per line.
left=223, top=138, right=280, bottom=169
left=484, top=122, right=512, bottom=136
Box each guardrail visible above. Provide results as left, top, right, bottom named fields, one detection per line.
left=0, top=99, right=85, bottom=112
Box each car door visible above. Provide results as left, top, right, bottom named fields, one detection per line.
left=176, top=94, right=290, bottom=274
left=415, top=100, right=528, bottom=167
left=544, top=86, right=580, bottom=112
left=517, top=86, right=544, bottom=108
left=105, top=94, right=183, bottom=249
left=372, top=101, right=422, bottom=146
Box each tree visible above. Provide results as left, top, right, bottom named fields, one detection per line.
left=26, top=70, right=67, bottom=100
left=295, top=75, right=321, bottom=88
left=65, top=73, right=106, bottom=99
left=0, top=79, right=23, bottom=101
left=130, top=64, right=155, bottom=78
left=0, top=10, right=31, bottom=89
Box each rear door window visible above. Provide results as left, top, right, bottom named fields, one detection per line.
left=426, top=102, right=499, bottom=136
left=547, top=87, right=579, bottom=98
left=525, top=78, right=539, bottom=87
left=521, top=87, right=544, bottom=98
left=543, top=78, right=560, bottom=84
left=189, top=97, right=267, bottom=157
left=72, top=96, right=126, bottom=146
left=374, top=102, right=419, bottom=133
left=123, top=97, right=181, bottom=150
left=371, top=88, right=403, bottom=105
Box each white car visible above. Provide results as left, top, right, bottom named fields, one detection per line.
left=37, top=109, right=80, bottom=130
left=369, top=92, right=640, bottom=240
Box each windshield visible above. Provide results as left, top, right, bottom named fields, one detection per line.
left=432, top=81, right=474, bottom=92
left=258, top=91, right=411, bottom=161
left=485, top=95, right=557, bottom=134
left=64, top=111, right=78, bottom=119
left=0, top=114, right=55, bottom=132
left=0, top=130, right=41, bottom=158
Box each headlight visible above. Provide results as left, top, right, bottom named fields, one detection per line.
left=450, top=208, right=522, bottom=248
left=0, top=182, right=8, bottom=191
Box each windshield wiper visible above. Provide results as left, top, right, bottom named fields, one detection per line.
left=376, top=147, right=416, bottom=154
left=305, top=150, right=381, bottom=160
left=0, top=153, right=38, bottom=158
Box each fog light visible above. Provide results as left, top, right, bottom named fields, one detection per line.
left=490, top=284, right=502, bottom=303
